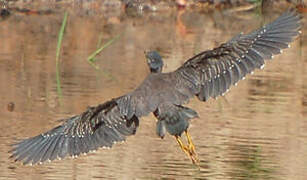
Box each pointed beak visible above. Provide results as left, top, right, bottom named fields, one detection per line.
left=144, top=50, right=151, bottom=64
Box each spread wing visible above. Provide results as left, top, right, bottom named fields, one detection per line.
left=173, top=10, right=301, bottom=102
left=10, top=10, right=301, bottom=166
left=10, top=98, right=139, bottom=165
left=117, top=10, right=301, bottom=118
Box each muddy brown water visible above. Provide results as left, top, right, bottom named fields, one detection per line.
left=0, top=8, right=306, bottom=180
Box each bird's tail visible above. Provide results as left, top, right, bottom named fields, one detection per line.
left=154, top=104, right=198, bottom=138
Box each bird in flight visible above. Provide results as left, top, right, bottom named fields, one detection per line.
left=10, top=10, right=301, bottom=166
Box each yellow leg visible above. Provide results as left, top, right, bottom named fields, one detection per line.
left=175, top=131, right=200, bottom=166
left=175, top=136, right=190, bottom=156
left=184, top=130, right=200, bottom=165
left=185, top=131, right=196, bottom=155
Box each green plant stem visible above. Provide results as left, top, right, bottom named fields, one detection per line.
left=55, top=11, right=68, bottom=99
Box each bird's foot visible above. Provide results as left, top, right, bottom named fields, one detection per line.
left=184, top=130, right=199, bottom=165
left=175, top=131, right=200, bottom=166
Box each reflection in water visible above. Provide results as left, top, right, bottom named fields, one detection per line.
left=227, top=145, right=275, bottom=180
left=0, top=6, right=306, bottom=180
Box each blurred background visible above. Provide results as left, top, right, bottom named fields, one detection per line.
left=0, top=0, right=306, bottom=179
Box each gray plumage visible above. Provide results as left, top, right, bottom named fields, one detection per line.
left=10, top=10, right=301, bottom=165
left=146, top=50, right=164, bottom=73
left=146, top=50, right=199, bottom=138
left=154, top=104, right=198, bottom=138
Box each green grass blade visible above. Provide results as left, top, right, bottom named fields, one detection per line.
left=87, top=33, right=122, bottom=66
left=55, top=11, right=68, bottom=99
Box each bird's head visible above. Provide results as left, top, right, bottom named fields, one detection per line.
left=145, top=50, right=164, bottom=73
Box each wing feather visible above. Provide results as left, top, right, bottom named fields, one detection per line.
left=10, top=10, right=301, bottom=166
left=10, top=99, right=139, bottom=165
left=172, top=10, right=301, bottom=102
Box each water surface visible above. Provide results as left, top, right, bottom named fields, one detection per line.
left=0, top=6, right=306, bottom=180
